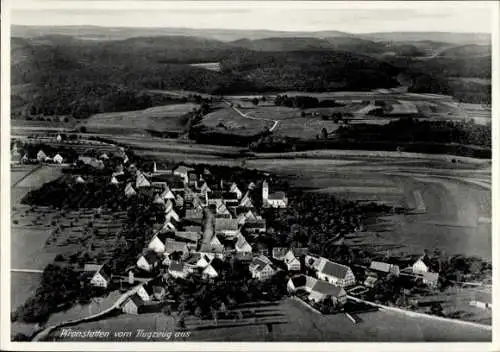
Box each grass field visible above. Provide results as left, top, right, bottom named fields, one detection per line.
left=81, top=103, right=199, bottom=134
left=48, top=298, right=491, bottom=342
left=245, top=157, right=491, bottom=260
left=273, top=118, right=340, bottom=139
left=199, top=107, right=272, bottom=136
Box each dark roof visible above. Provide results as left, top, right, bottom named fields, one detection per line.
left=127, top=293, right=145, bottom=308
left=319, top=258, right=350, bottom=279
left=268, top=191, right=286, bottom=200
left=244, top=219, right=266, bottom=228
left=222, top=192, right=238, bottom=200
left=142, top=251, right=160, bottom=264
left=311, top=280, right=345, bottom=297
left=291, top=247, right=309, bottom=257
left=169, top=261, right=185, bottom=272
left=290, top=275, right=306, bottom=288
left=215, top=218, right=239, bottom=231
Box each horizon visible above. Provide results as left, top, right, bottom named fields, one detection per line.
left=10, top=1, right=494, bottom=34
left=10, top=23, right=492, bottom=35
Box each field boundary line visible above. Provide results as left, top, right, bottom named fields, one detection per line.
left=12, top=164, right=42, bottom=188
left=347, top=296, right=492, bottom=331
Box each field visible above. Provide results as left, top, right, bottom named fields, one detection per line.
left=189, top=62, right=221, bottom=72
left=245, top=156, right=491, bottom=260
left=48, top=298, right=491, bottom=342
left=80, top=103, right=199, bottom=134
left=198, top=107, right=272, bottom=136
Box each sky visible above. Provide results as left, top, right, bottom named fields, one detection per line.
left=9, top=1, right=494, bottom=34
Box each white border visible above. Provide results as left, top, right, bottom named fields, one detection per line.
left=1, top=1, right=499, bottom=351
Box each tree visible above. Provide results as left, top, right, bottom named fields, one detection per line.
left=252, top=98, right=259, bottom=106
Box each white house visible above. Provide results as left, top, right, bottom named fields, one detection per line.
left=84, top=264, right=111, bottom=288
left=173, top=165, right=193, bottom=184
left=239, top=192, right=254, bottom=208
left=136, top=172, right=151, bottom=188
left=235, top=234, right=252, bottom=253
left=249, top=255, right=276, bottom=281
left=147, top=232, right=171, bottom=254
left=315, top=257, right=356, bottom=287
left=165, top=208, right=180, bottom=223
left=283, top=250, right=301, bottom=271
left=124, top=183, right=137, bottom=197
left=37, top=150, right=48, bottom=162
left=53, top=154, right=64, bottom=164
left=412, top=256, right=435, bottom=274
left=201, top=264, right=218, bottom=279
left=110, top=176, right=119, bottom=185
left=160, top=188, right=176, bottom=201
left=136, top=251, right=160, bottom=272
left=229, top=183, right=243, bottom=200
left=75, top=175, right=86, bottom=184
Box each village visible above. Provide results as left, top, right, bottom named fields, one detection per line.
left=10, top=134, right=468, bottom=327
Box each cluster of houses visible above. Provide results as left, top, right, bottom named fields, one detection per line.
left=89, top=162, right=292, bottom=313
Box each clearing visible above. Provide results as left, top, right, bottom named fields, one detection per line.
left=80, top=103, right=199, bottom=135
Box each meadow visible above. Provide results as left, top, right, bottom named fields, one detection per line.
left=199, top=107, right=272, bottom=136
left=81, top=103, right=199, bottom=134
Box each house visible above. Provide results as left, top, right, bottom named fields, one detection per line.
left=187, top=171, right=200, bottom=188
left=315, top=257, right=356, bottom=287
left=78, top=156, right=104, bottom=169
left=248, top=181, right=256, bottom=190
left=173, top=165, right=194, bottom=184
left=369, top=261, right=400, bottom=276
left=37, top=150, right=47, bottom=162
left=222, top=192, right=240, bottom=207
left=152, top=181, right=168, bottom=191
left=147, top=232, right=171, bottom=254
left=75, top=175, right=86, bottom=184
left=185, top=208, right=204, bottom=224
left=199, top=182, right=212, bottom=195
left=235, top=233, right=252, bottom=253
left=198, top=243, right=225, bottom=260
left=153, top=194, right=165, bottom=205
left=215, top=218, right=240, bottom=237
left=165, top=208, right=180, bottom=223
left=136, top=251, right=161, bottom=272
left=249, top=255, right=276, bottom=281
left=364, top=275, right=378, bottom=288
left=136, top=284, right=153, bottom=302
left=122, top=293, right=145, bottom=315
left=168, top=261, right=192, bottom=279
left=287, top=275, right=347, bottom=306
left=124, top=183, right=137, bottom=197
left=243, top=219, right=267, bottom=234
left=201, top=264, right=218, bottom=279
left=422, top=272, right=439, bottom=288
left=412, top=255, right=433, bottom=274
left=184, top=252, right=212, bottom=269
left=99, top=153, right=109, bottom=160
left=209, top=199, right=232, bottom=218
left=175, top=194, right=185, bottom=209
left=283, top=250, right=301, bottom=271
left=175, top=231, right=200, bottom=244
left=56, top=134, right=62, bottom=142
left=229, top=183, right=243, bottom=199
left=239, top=192, right=254, bottom=208
left=160, top=188, right=176, bottom=201
left=262, top=181, right=287, bottom=208
left=53, top=154, right=63, bottom=164
left=183, top=225, right=202, bottom=233
left=153, top=220, right=177, bottom=234
left=83, top=264, right=111, bottom=288
left=164, top=239, right=190, bottom=256
left=110, top=176, right=119, bottom=185
left=272, top=247, right=289, bottom=260
left=305, top=254, right=321, bottom=269
left=136, top=172, right=151, bottom=188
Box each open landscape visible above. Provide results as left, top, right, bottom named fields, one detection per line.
left=6, top=2, right=494, bottom=348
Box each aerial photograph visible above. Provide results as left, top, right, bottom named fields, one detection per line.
left=6, top=0, right=494, bottom=346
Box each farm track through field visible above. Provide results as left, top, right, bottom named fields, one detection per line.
left=225, top=101, right=279, bottom=132
left=12, top=164, right=42, bottom=188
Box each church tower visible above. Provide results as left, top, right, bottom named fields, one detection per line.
left=262, top=180, right=269, bottom=203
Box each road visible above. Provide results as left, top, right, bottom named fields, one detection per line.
left=224, top=101, right=280, bottom=132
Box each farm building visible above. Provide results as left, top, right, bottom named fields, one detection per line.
left=369, top=261, right=400, bottom=276
left=83, top=263, right=111, bottom=288
left=249, top=255, right=277, bottom=281
left=287, top=275, right=347, bottom=306
left=122, top=294, right=145, bottom=315
left=315, top=257, right=356, bottom=287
